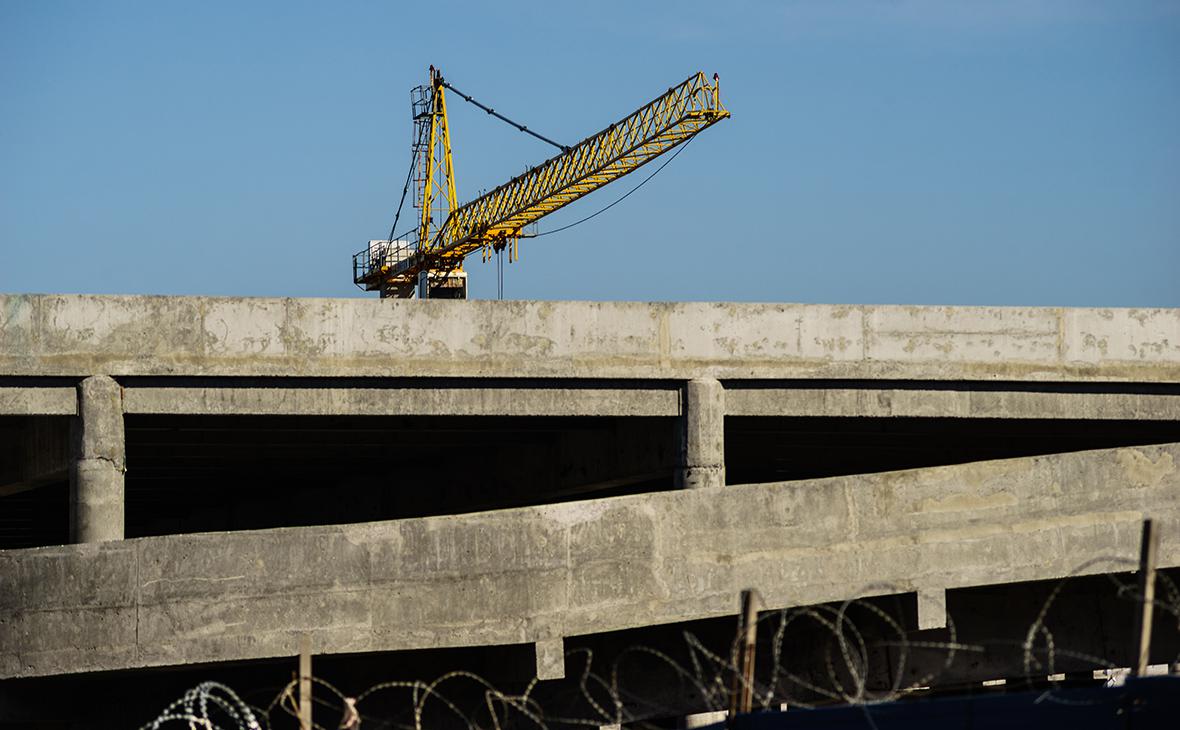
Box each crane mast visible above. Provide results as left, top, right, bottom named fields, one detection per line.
left=415, top=66, right=459, bottom=268
left=354, top=69, right=729, bottom=298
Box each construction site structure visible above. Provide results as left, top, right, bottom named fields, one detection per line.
left=2, top=294, right=1180, bottom=728
left=353, top=67, right=729, bottom=298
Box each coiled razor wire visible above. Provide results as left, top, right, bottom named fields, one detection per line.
left=138, top=563, right=1180, bottom=730
left=140, top=681, right=260, bottom=730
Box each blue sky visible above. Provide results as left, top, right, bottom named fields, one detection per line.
left=2, top=0, right=1177, bottom=305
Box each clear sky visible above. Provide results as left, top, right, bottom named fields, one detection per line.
left=2, top=0, right=1177, bottom=305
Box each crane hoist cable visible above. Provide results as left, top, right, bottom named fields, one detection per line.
left=385, top=145, right=419, bottom=247
left=353, top=67, right=729, bottom=298
left=385, top=82, right=568, bottom=245
left=390, top=88, right=683, bottom=245
left=441, top=82, right=570, bottom=152
left=532, top=133, right=695, bottom=238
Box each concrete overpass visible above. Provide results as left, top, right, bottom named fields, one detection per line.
left=1, top=294, right=1178, bottom=726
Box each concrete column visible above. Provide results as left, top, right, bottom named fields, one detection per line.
left=917, top=587, right=948, bottom=630
left=685, top=711, right=727, bottom=728
left=69, top=375, right=125, bottom=542
left=676, top=378, right=725, bottom=489
left=534, top=637, right=566, bottom=680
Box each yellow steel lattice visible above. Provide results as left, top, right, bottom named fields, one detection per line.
left=355, top=71, right=728, bottom=295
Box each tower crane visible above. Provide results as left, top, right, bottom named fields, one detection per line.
left=353, top=67, right=729, bottom=298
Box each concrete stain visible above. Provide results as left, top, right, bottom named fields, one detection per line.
left=915, top=490, right=1019, bottom=514
left=1116, top=447, right=1176, bottom=489
left=1083, top=333, right=1109, bottom=355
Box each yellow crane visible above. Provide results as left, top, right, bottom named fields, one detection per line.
left=353, top=67, right=729, bottom=298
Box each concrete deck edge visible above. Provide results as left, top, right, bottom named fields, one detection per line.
left=2, top=441, right=1177, bottom=679
left=2, top=295, right=1177, bottom=381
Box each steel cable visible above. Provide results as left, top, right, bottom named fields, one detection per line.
left=533, top=133, right=695, bottom=238
left=442, top=81, right=569, bottom=152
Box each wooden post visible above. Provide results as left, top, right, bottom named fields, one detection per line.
left=299, top=634, right=313, bottom=730
left=728, top=589, right=762, bottom=723
left=1130, top=519, right=1158, bottom=677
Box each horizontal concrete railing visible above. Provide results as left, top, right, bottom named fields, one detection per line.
left=1, top=295, right=1177, bottom=381
left=0, top=387, right=75, bottom=415
left=116, top=384, right=1180, bottom=419
left=119, top=385, right=681, bottom=417
left=725, top=386, right=1180, bottom=421
left=5, top=380, right=1179, bottom=420
left=2, top=442, right=1177, bottom=679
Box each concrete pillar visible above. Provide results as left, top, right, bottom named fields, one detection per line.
left=685, top=711, right=727, bottom=728
left=676, top=378, right=725, bottom=489
left=69, top=375, right=125, bottom=542
left=534, top=637, right=566, bottom=680
left=917, top=587, right=948, bottom=630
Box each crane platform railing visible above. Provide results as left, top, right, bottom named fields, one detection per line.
left=353, top=237, right=418, bottom=288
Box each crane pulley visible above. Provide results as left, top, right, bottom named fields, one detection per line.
left=353, top=67, right=729, bottom=298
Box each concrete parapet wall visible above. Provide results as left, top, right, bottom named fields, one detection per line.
left=2, top=442, right=1177, bottom=679
left=1, top=295, right=1177, bottom=381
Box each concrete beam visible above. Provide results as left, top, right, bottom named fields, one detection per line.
left=2, top=442, right=1177, bottom=679
left=121, top=385, right=679, bottom=417
left=725, top=387, right=1180, bottom=420
left=0, top=388, right=76, bottom=416
left=1, top=295, right=1177, bottom=382
left=69, top=376, right=125, bottom=543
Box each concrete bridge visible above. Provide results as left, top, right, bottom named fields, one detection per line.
left=1, top=294, right=1178, bottom=726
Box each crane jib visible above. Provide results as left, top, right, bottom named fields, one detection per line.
left=430, top=74, right=727, bottom=256
left=353, top=70, right=728, bottom=296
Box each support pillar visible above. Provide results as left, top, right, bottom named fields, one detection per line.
left=917, top=587, right=948, bottom=630
left=535, top=637, right=566, bottom=681
left=69, top=375, right=125, bottom=543
left=685, top=711, right=727, bottom=728
left=676, top=378, right=725, bottom=489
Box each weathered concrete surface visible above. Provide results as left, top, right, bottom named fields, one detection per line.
left=2, top=442, right=1176, bottom=679
left=121, top=385, right=680, bottom=416
left=676, top=378, right=725, bottom=489
left=534, top=637, right=566, bottom=681
left=10, top=381, right=1177, bottom=421
left=917, top=587, right=948, bottom=630
left=0, top=388, right=75, bottom=416
left=725, top=387, right=1180, bottom=420
left=1, top=295, right=1177, bottom=381
left=68, top=376, right=124, bottom=543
